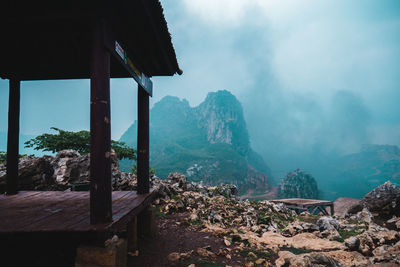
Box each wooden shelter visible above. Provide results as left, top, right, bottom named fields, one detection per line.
left=0, top=0, right=180, bottom=241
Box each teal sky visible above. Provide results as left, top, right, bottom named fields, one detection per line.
left=1, top=0, right=400, bottom=155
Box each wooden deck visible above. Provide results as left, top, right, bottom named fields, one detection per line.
left=270, top=198, right=334, bottom=215
left=0, top=190, right=156, bottom=234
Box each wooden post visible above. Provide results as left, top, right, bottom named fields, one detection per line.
left=6, top=79, right=20, bottom=195
left=137, top=86, right=150, bottom=194
left=127, top=216, right=138, bottom=254
left=137, top=206, right=157, bottom=238
left=90, top=20, right=112, bottom=224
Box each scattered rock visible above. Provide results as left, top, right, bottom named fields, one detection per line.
left=2, top=151, right=400, bottom=267
left=387, top=216, right=400, bottom=230
left=362, top=181, right=400, bottom=218
left=317, top=216, right=339, bottom=231
left=167, top=252, right=181, bottom=261
left=258, top=232, right=345, bottom=251
left=345, top=236, right=360, bottom=251
left=275, top=250, right=343, bottom=267
left=323, top=250, right=369, bottom=266
left=255, top=258, right=265, bottom=265
left=354, top=208, right=374, bottom=223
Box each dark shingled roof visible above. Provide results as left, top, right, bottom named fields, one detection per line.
left=0, top=0, right=182, bottom=80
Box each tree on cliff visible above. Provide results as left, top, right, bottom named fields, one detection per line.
left=24, top=127, right=136, bottom=160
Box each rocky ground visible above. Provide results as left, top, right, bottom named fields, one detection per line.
left=1, top=151, right=400, bottom=266
left=137, top=174, right=400, bottom=267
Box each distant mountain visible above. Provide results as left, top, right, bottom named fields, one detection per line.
left=338, top=145, right=400, bottom=195
left=120, top=90, right=273, bottom=193
left=310, top=144, right=400, bottom=200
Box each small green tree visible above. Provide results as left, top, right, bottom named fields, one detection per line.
left=0, top=151, right=6, bottom=164
left=24, top=127, right=136, bottom=160
left=0, top=151, right=31, bottom=164
left=131, top=164, right=156, bottom=176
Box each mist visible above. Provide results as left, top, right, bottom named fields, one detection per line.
left=1, top=0, right=399, bottom=199
left=157, top=0, right=400, bottom=198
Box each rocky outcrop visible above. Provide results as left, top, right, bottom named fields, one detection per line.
left=195, top=90, right=250, bottom=155
left=275, top=251, right=343, bottom=267
left=361, top=181, right=400, bottom=218
left=157, top=176, right=400, bottom=266
left=51, top=150, right=89, bottom=185
left=333, top=197, right=362, bottom=217
left=278, top=169, right=318, bottom=199
left=0, top=155, right=61, bottom=191
left=0, top=149, right=125, bottom=192
left=120, top=90, right=273, bottom=194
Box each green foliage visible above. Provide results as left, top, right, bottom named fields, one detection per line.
left=189, top=219, right=204, bottom=226
left=240, top=248, right=273, bottom=259
left=155, top=208, right=168, bottom=218
left=24, top=127, right=136, bottom=160
left=330, top=227, right=366, bottom=243
left=0, top=151, right=6, bottom=164
left=282, top=246, right=314, bottom=255
left=131, top=164, right=156, bottom=176
left=259, top=215, right=270, bottom=225
left=111, top=140, right=136, bottom=160
left=0, top=151, right=31, bottom=164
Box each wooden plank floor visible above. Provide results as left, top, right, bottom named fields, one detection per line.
left=0, top=190, right=155, bottom=234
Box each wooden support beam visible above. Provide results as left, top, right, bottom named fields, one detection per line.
left=137, top=86, right=150, bottom=194
left=127, top=217, right=138, bottom=254
left=330, top=205, right=334, bottom=216
left=317, top=206, right=329, bottom=216
left=90, top=20, right=112, bottom=224
left=137, top=206, right=157, bottom=238
left=6, top=79, right=20, bottom=195
left=309, top=206, right=319, bottom=215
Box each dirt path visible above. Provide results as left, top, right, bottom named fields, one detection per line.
left=128, top=212, right=251, bottom=267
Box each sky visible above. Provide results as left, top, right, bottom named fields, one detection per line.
left=1, top=1, right=400, bottom=166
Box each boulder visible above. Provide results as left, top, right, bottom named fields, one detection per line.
left=51, top=150, right=88, bottom=184
left=354, top=208, right=373, bottom=223
left=19, top=156, right=57, bottom=190
left=345, top=236, right=360, bottom=251
left=372, top=241, right=400, bottom=264
left=0, top=155, right=62, bottom=191
left=0, top=150, right=128, bottom=192
left=275, top=251, right=343, bottom=267
left=258, top=232, right=345, bottom=251
left=362, top=181, right=400, bottom=218
left=323, top=250, right=370, bottom=266
left=316, top=216, right=341, bottom=238
left=333, top=197, right=362, bottom=217
left=317, top=216, right=340, bottom=231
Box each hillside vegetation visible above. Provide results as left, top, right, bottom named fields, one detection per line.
left=120, top=90, right=272, bottom=193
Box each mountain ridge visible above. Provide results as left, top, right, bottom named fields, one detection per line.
left=120, top=90, right=273, bottom=193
